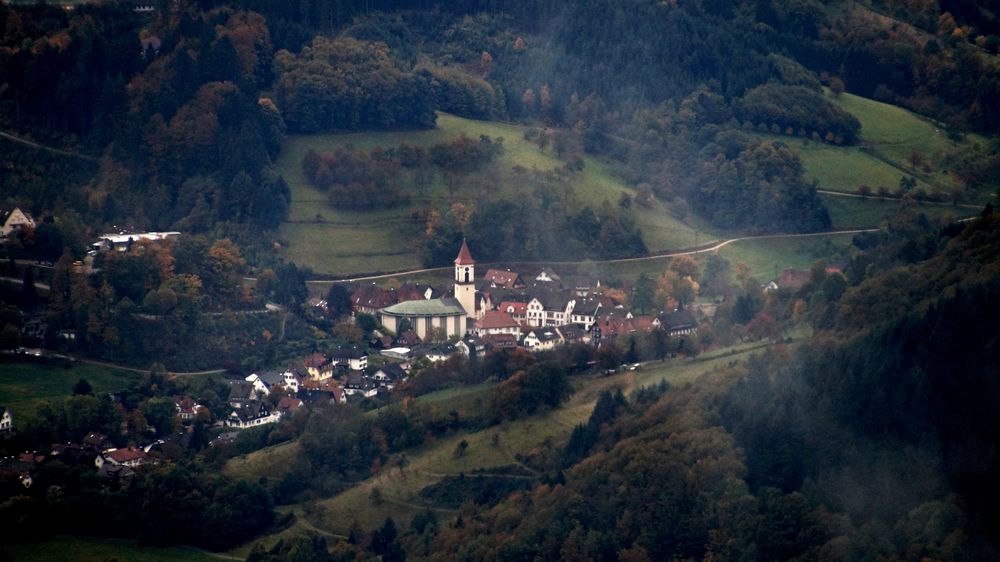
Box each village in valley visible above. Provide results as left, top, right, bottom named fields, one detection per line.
left=1, top=211, right=786, bottom=491
left=3, top=0, right=999, bottom=556
left=1, top=234, right=708, bottom=464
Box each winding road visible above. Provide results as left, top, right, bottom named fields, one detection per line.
left=0, top=130, right=99, bottom=162
left=311, top=227, right=885, bottom=284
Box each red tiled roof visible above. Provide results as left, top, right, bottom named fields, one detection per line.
left=107, top=448, right=145, bottom=463
left=499, top=301, right=527, bottom=316
left=454, top=239, right=475, bottom=265
left=484, top=269, right=520, bottom=289
left=352, top=285, right=398, bottom=310
left=477, top=310, right=519, bottom=330
left=482, top=333, right=518, bottom=348
left=278, top=397, right=302, bottom=411
left=397, top=283, right=429, bottom=302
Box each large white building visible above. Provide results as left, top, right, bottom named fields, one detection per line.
left=379, top=241, right=478, bottom=341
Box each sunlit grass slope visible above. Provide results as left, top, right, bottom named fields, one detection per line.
left=796, top=91, right=990, bottom=199
left=275, top=113, right=700, bottom=276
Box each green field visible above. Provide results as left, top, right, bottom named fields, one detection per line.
left=795, top=142, right=937, bottom=194
left=5, top=536, right=222, bottom=562
left=275, top=113, right=701, bottom=276
left=718, top=233, right=858, bottom=279
left=821, top=193, right=972, bottom=230
left=795, top=91, right=990, bottom=199
left=0, top=360, right=137, bottom=421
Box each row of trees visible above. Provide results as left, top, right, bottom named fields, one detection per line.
left=420, top=174, right=647, bottom=266
left=300, top=135, right=504, bottom=210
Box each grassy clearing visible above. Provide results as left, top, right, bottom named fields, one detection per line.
left=818, top=92, right=992, bottom=199
left=795, top=142, right=936, bottom=194
left=275, top=113, right=699, bottom=276
left=222, top=440, right=302, bottom=482
left=822, top=193, right=970, bottom=230
left=759, top=92, right=993, bottom=205
left=718, top=233, right=857, bottom=278
left=5, top=536, right=222, bottom=562
left=831, top=92, right=954, bottom=163
left=0, top=360, right=136, bottom=421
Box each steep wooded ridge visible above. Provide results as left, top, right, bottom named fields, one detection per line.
left=418, top=215, right=1000, bottom=561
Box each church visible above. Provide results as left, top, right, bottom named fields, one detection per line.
left=378, top=240, right=478, bottom=340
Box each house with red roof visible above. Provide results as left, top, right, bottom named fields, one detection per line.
left=498, top=301, right=528, bottom=325
left=474, top=310, right=522, bottom=338
left=96, top=448, right=147, bottom=469
left=483, top=269, right=524, bottom=290
left=482, top=333, right=518, bottom=350
left=352, top=283, right=399, bottom=314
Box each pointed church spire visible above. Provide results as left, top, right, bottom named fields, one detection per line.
left=454, top=238, right=475, bottom=265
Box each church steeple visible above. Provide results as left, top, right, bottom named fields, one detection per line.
left=455, top=239, right=475, bottom=266
left=454, top=240, right=476, bottom=322
left=455, top=239, right=475, bottom=284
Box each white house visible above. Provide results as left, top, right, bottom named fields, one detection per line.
left=526, top=292, right=576, bottom=327
left=95, top=448, right=147, bottom=469
left=373, top=363, right=407, bottom=390
left=343, top=372, right=378, bottom=397
left=523, top=329, right=561, bottom=352
left=535, top=268, right=561, bottom=283
left=0, top=406, right=13, bottom=434
left=0, top=207, right=35, bottom=238
left=244, top=373, right=271, bottom=396
left=245, top=370, right=300, bottom=396
left=330, top=347, right=368, bottom=371
left=424, top=343, right=459, bottom=362
left=474, top=310, right=522, bottom=338
left=226, top=401, right=281, bottom=429
left=90, top=231, right=180, bottom=253
left=569, top=298, right=602, bottom=331
left=457, top=335, right=487, bottom=358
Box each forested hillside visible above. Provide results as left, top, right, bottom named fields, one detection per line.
left=4, top=0, right=1000, bottom=265
left=419, top=213, right=1000, bottom=561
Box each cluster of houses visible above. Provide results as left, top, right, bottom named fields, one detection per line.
left=0, top=345, right=403, bottom=486
left=0, top=431, right=169, bottom=488
left=222, top=346, right=413, bottom=427
left=350, top=241, right=699, bottom=354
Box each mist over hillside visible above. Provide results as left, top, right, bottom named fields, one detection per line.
left=1, top=1, right=999, bottom=561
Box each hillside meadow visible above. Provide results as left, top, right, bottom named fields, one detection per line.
left=0, top=360, right=137, bottom=421
left=796, top=91, right=990, bottom=200
left=275, top=113, right=701, bottom=277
